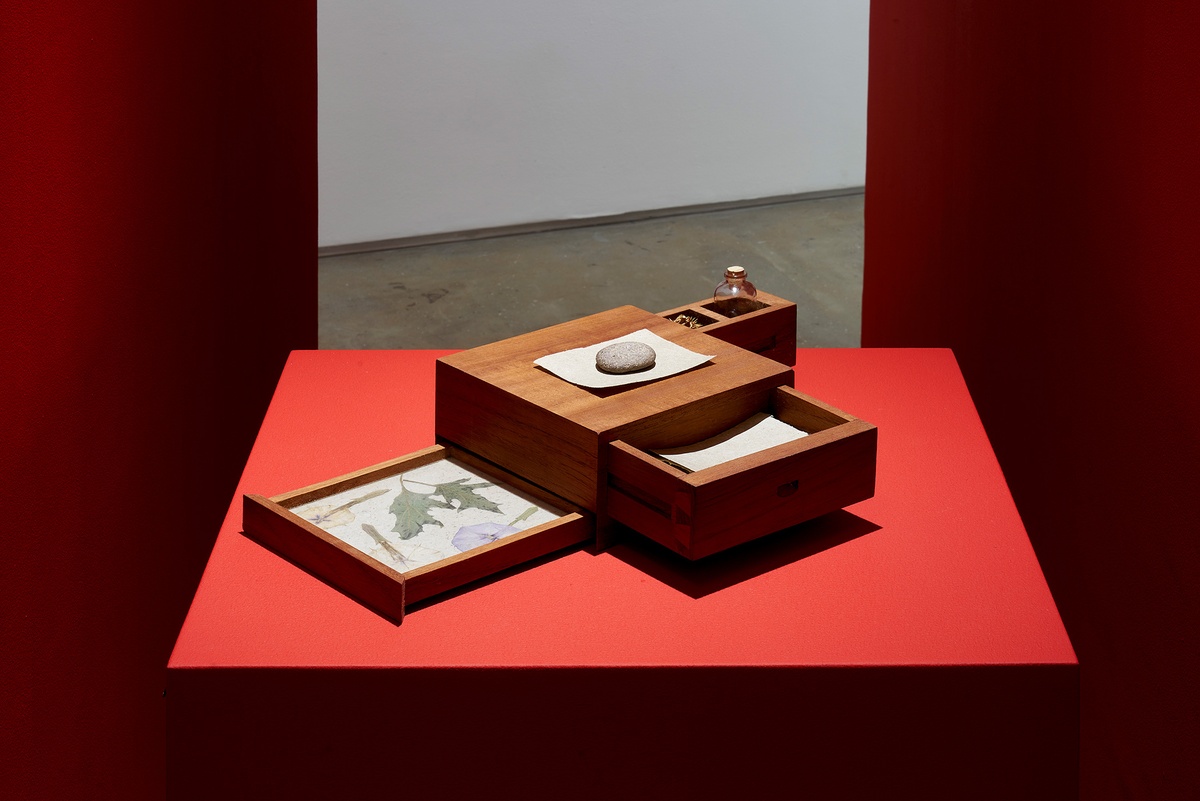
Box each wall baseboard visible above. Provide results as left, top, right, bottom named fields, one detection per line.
left=318, top=187, right=865, bottom=258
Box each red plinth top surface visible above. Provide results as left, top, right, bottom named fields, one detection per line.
left=169, top=348, right=1075, bottom=669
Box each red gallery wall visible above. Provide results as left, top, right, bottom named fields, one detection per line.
left=1, top=4, right=315, bottom=799
left=864, top=1, right=1200, bottom=798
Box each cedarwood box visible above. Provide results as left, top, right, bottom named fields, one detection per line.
left=435, top=305, right=796, bottom=549
left=242, top=294, right=875, bottom=621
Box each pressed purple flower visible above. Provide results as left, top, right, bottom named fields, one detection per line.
left=451, top=522, right=520, bottom=552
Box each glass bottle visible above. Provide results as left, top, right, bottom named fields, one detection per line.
left=712, top=265, right=759, bottom=317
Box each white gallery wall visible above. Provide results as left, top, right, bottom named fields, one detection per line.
left=319, top=0, right=869, bottom=248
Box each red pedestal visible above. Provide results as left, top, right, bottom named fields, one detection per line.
left=167, top=349, right=1077, bottom=800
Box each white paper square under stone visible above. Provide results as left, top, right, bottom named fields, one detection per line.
left=651, top=412, right=809, bottom=472
left=534, top=328, right=713, bottom=389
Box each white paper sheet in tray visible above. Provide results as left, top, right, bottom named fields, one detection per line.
left=650, top=413, right=809, bottom=473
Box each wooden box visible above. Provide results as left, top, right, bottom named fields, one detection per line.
left=658, top=290, right=797, bottom=366
left=243, top=444, right=591, bottom=622
left=244, top=298, right=875, bottom=621
left=435, top=305, right=795, bottom=547
left=606, top=387, right=877, bottom=559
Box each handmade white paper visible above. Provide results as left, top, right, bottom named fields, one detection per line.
left=289, top=458, right=564, bottom=573
left=651, top=413, right=809, bottom=472
left=534, top=328, right=713, bottom=389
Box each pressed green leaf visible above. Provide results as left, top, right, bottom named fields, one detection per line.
left=389, top=487, right=451, bottom=539
left=434, top=478, right=502, bottom=514
left=508, top=506, right=538, bottom=527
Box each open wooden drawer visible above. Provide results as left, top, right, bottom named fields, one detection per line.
left=606, top=386, right=877, bottom=559
left=243, top=444, right=593, bottom=622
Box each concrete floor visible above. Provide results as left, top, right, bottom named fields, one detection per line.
left=319, top=192, right=863, bottom=350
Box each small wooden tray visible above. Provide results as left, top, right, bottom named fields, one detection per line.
left=606, top=386, right=877, bottom=559
left=243, top=444, right=592, bottom=622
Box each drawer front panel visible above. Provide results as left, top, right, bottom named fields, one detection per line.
left=688, top=422, right=877, bottom=558
left=607, top=412, right=877, bottom=560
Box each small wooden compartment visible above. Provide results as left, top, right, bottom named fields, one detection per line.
left=243, top=444, right=592, bottom=622
left=606, top=386, right=877, bottom=560
left=659, top=290, right=797, bottom=366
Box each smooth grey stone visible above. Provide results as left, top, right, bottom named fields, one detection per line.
left=596, top=341, right=656, bottom=374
